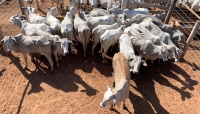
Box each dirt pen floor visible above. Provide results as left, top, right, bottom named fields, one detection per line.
left=1, top=0, right=200, bottom=114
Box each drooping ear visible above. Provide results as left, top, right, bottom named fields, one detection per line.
left=142, top=60, right=147, bottom=66
left=69, top=41, right=74, bottom=46
left=113, top=95, right=116, bottom=104
left=10, top=36, right=16, bottom=42
left=128, top=58, right=134, bottom=61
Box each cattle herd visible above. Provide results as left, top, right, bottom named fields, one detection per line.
left=0, top=0, right=188, bottom=110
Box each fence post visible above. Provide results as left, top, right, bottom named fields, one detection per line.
left=36, top=0, right=40, bottom=10
left=0, top=27, right=3, bottom=41
left=18, top=0, right=26, bottom=15
left=181, top=20, right=200, bottom=58
left=164, top=0, right=177, bottom=24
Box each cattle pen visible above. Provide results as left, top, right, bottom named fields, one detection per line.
left=0, top=0, right=200, bottom=114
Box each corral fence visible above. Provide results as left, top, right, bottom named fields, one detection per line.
left=165, top=0, right=200, bottom=79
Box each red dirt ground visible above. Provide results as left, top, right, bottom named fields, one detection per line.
left=0, top=0, right=200, bottom=114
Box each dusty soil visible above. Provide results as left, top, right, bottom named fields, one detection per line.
left=0, top=0, right=200, bottom=114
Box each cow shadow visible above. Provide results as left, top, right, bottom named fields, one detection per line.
left=68, top=43, right=113, bottom=77
left=0, top=68, right=7, bottom=77
left=129, top=91, right=155, bottom=114
left=8, top=53, right=98, bottom=95
left=160, top=62, right=198, bottom=90
left=130, top=60, right=196, bottom=114
left=8, top=53, right=99, bottom=113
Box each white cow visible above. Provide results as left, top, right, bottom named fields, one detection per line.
left=1, top=34, right=54, bottom=72
left=100, top=25, right=125, bottom=63
left=87, top=15, right=116, bottom=31
left=61, top=5, right=77, bottom=41
left=123, top=8, right=150, bottom=19
left=9, top=15, right=52, bottom=36
left=92, top=22, right=120, bottom=56
left=89, top=0, right=98, bottom=10
left=47, top=7, right=61, bottom=34
left=119, top=34, right=147, bottom=74
left=129, top=28, right=168, bottom=62
left=140, top=18, right=183, bottom=61
left=80, top=0, right=87, bottom=9
left=131, top=24, right=177, bottom=62
left=74, top=12, right=90, bottom=57
left=191, top=0, right=200, bottom=11
left=100, top=52, right=130, bottom=110
left=52, top=38, right=73, bottom=67
left=99, top=0, right=113, bottom=10
left=70, top=0, right=80, bottom=8
left=26, top=6, right=49, bottom=25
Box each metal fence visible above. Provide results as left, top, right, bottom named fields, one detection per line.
left=166, top=1, right=200, bottom=78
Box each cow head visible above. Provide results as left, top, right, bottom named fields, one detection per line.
left=175, top=48, right=183, bottom=62
left=167, top=46, right=177, bottom=61
left=100, top=85, right=116, bottom=108
left=1, top=36, right=16, bottom=53
left=159, top=46, right=168, bottom=61
left=129, top=55, right=147, bottom=74
left=68, top=5, right=77, bottom=15
left=26, top=6, right=36, bottom=14
left=117, top=14, right=127, bottom=25
left=56, top=38, right=73, bottom=56
left=50, top=7, right=59, bottom=17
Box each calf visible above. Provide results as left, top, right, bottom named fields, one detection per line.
left=52, top=38, right=73, bottom=67
left=100, top=52, right=130, bottom=110
left=100, top=25, right=125, bottom=63
left=9, top=15, right=52, bottom=36
left=1, top=34, right=54, bottom=72
left=119, top=34, right=147, bottom=74
left=26, top=6, right=49, bottom=25
left=92, top=22, right=120, bottom=56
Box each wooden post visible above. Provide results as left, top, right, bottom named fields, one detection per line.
left=0, top=27, right=3, bottom=41
left=35, top=0, right=40, bottom=10
left=181, top=20, right=200, bottom=58
left=18, top=0, right=26, bottom=15
left=164, top=0, right=177, bottom=24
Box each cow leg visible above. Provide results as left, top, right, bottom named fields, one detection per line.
left=92, top=39, right=98, bottom=57
left=82, top=43, right=86, bottom=58
left=44, top=54, right=54, bottom=72
left=102, top=45, right=109, bottom=63
left=28, top=52, right=35, bottom=62
left=22, top=52, right=28, bottom=70
left=53, top=51, right=59, bottom=68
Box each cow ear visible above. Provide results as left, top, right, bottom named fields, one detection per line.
left=69, top=41, right=74, bottom=46
left=129, top=58, right=134, bottom=61
left=112, top=95, right=116, bottom=104
left=142, top=60, right=147, bottom=66
left=12, top=37, right=16, bottom=42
